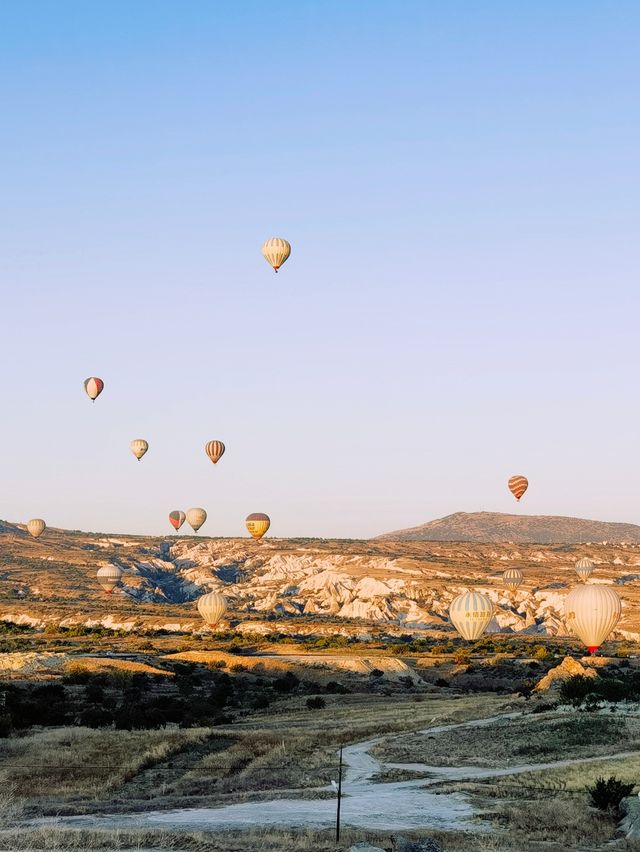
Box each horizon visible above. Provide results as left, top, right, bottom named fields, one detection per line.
left=2, top=1, right=639, bottom=538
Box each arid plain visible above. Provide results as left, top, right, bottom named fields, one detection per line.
left=2, top=514, right=640, bottom=850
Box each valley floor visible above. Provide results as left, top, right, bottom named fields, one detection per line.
left=3, top=693, right=640, bottom=851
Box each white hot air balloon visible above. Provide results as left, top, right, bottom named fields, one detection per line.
left=97, top=564, right=123, bottom=594
left=261, top=237, right=291, bottom=272
left=187, top=507, right=207, bottom=533
left=575, top=557, right=595, bottom=583
left=564, top=584, right=621, bottom=654
left=27, top=518, right=46, bottom=539
left=449, top=590, right=494, bottom=641
left=197, top=591, right=227, bottom=628
left=130, top=439, right=149, bottom=461
left=503, top=568, right=523, bottom=592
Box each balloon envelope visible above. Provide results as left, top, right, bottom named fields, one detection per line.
left=97, top=564, right=122, bottom=594
left=246, top=513, right=270, bottom=540
left=197, top=591, right=227, bottom=627
left=503, top=568, right=523, bottom=591
left=205, top=440, right=225, bottom=465
left=449, top=590, right=494, bottom=641
left=261, top=237, right=291, bottom=271
left=564, top=584, right=621, bottom=653
left=130, top=439, right=149, bottom=460
left=187, top=508, right=207, bottom=533
left=169, top=510, right=186, bottom=531
left=508, top=475, right=528, bottom=501
left=27, top=518, right=46, bottom=539
left=575, top=557, right=595, bottom=583
left=84, top=377, right=104, bottom=401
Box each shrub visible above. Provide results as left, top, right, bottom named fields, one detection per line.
left=588, top=776, right=634, bottom=813
left=435, top=677, right=449, bottom=688
left=453, top=650, right=471, bottom=665
left=0, top=714, right=12, bottom=737
left=306, top=696, right=326, bottom=710
left=369, top=669, right=384, bottom=679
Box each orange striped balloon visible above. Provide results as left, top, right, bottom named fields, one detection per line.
left=508, top=475, right=528, bottom=501
left=205, top=440, right=225, bottom=465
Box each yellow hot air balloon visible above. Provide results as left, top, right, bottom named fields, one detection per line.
left=97, top=564, right=123, bottom=594
left=205, top=440, right=225, bottom=465
left=27, top=518, right=46, bottom=539
left=508, top=475, right=528, bottom=501
left=564, top=584, right=621, bottom=654
left=187, top=507, right=207, bottom=533
left=503, top=568, right=523, bottom=591
left=130, top=439, right=149, bottom=461
left=246, top=513, right=270, bottom=541
left=197, top=591, right=227, bottom=628
left=261, top=237, right=291, bottom=272
left=575, top=557, right=595, bottom=583
left=449, top=590, right=494, bottom=641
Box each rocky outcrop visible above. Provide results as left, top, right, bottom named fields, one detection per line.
left=534, top=656, right=597, bottom=692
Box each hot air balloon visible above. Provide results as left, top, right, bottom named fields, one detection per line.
left=449, top=590, right=494, bottom=641
left=261, top=237, right=291, bottom=272
left=169, top=510, right=186, bottom=531
left=564, top=584, right=621, bottom=654
left=205, top=441, right=225, bottom=465
left=503, top=568, right=523, bottom=591
left=130, top=439, right=149, bottom=461
left=197, top=591, right=227, bottom=628
left=97, top=564, right=123, bottom=594
left=575, top=557, right=595, bottom=583
left=187, top=507, right=207, bottom=533
left=508, top=475, right=528, bottom=501
left=84, top=377, right=104, bottom=401
left=246, top=513, right=270, bottom=541
left=27, top=518, right=46, bottom=539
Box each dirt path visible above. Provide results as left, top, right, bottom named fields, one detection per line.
left=27, top=712, right=640, bottom=834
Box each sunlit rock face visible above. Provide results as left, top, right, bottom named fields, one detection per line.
left=0, top=521, right=639, bottom=640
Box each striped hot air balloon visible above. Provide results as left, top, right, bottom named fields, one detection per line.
left=575, top=557, right=595, bottom=583
left=508, top=475, right=528, bottom=501
left=97, top=564, right=122, bottom=594
left=197, top=591, right=227, bottom=628
left=503, top=568, right=523, bottom=591
left=246, top=513, right=270, bottom=541
left=27, top=518, right=46, bottom=539
left=187, top=507, right=207, bottom=533
left=261, top=237, right=291, bottom=272
left=169, top=510, right=186, bottom=531
left=205, top=440, right=225, bottom=465
left=449, top=590, right=494, bottom=641
left=130, top=439, right=149, bottom=461
left=564, top=584, right=621, bottom=654
left=84, top=377, right=104, bottom=401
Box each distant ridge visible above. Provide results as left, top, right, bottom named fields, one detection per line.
left=376, top=511, right=640, bottom=544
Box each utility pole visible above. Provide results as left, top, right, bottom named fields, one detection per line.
left=336, top=744, right=343, bottom=843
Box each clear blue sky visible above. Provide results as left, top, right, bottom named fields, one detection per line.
left=1, top=1, right=639, bottom=538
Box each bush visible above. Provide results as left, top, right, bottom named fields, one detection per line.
left=369, top=669, right=384, bottom=679
left=588, top=776, right=634, bottom=813
left=0, top=714, right=12, bottom=738
left=453, top=650, right=471, bottom=665
left=306, top=696, right=326, bottom=710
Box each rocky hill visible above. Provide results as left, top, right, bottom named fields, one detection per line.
left=2, top=520, right=640, bottom=643
left=377, top=511, right=640, bottom=544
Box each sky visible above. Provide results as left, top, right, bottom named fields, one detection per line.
left=0, top=1, right=639, bottom=538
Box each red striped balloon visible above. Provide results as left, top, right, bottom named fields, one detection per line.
left=508, top=475, right=528, bottom=501
left=205, top=440, right=225, bottom=465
